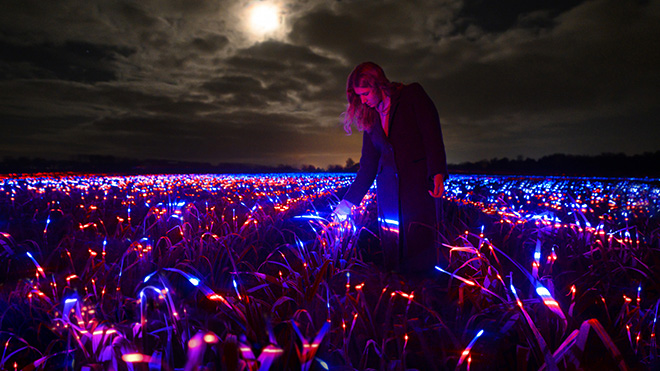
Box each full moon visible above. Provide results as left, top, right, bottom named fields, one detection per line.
left=248, top=3, right=281, bottom=35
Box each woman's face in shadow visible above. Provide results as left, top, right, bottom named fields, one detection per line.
left=354, top=86, right=381, bottom=108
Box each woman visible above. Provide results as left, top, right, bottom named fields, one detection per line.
left=334, top=62, right=448, bottom=275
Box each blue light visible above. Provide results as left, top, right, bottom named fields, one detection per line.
left=143, top=271, right=157, bottom=283
left=535, top=286, right=551, bottom=297
left=293, top=215, right=326, bottom=221
left=378, top=217, right=399, bottom=226
left=317, top=358, right=329, bottom=370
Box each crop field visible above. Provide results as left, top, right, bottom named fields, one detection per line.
left=0, top=173, right=659, bottom=370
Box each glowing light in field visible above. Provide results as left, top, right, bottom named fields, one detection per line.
left=26, top=252, right=46, bottom=278
left=122, top=353, right=151, bottom=363
left=143, top=271, right=157, bottom=283
left=262, top=347, right=284, bottom=354
left=378, top=217, right=400, bottom=234
left=435, top=266, right=476, bottom=286
left=510, top=284, right=523, bottom=308
left=204, top=333, right=219, bottom=344
left=189, top=337, right=202, bottom=349
left=317, top=358, right=329, bottom=370
left=457, top=329, right=484, bottom=368
left=233, top=277, right=242, bottom=300
left=536, top=284, right=566, bottom=320
left=294, top=214, right=327, bottom=221
left=532, top=240, right=541, bottom=278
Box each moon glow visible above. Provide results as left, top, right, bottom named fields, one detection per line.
left=248, top=3, right=281, bottom=35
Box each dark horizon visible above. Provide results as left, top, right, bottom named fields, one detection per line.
left=2, top=151, right=660, bottom=179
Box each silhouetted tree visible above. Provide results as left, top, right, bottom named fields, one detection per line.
left=301, top=164, right=319, bottom=173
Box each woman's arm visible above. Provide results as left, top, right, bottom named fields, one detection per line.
left=343, top=131, right=379, bottom=206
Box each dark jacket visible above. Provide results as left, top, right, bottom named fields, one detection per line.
left=343, top=83, right=448, bottom=273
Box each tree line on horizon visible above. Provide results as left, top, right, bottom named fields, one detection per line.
left=448, top=151, right=660, bottom=178
left=1, top=151, right=659, bottom=178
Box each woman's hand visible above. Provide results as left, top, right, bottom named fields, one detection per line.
left=332, top=199, right=354, bottom=221
left=429, top=173, right=444, bottom=198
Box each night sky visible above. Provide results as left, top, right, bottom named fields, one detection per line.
left=1, top=0, right=659, bottom=169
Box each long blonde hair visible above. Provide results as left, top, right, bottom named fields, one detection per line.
left=342, top=62, right=401, bottom=134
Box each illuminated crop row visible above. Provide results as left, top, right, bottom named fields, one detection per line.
left=443, top=174, right=660, bottom=235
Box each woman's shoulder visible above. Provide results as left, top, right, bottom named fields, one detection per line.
left=398, top=82, right=429, bottom=101
left=402, top=82, right=425, bottom=94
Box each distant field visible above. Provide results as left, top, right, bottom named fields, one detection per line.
left=1, top=173, right=658, bottom=370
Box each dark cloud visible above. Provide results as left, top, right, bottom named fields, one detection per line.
left=191, top=34, right=230, bottom=53
left=288, top=6, right=399, bottom=66
left=202, top=75, right=272, bottom=108
left=0, top=40, right=134, bottom=82
left=425, top=0, right=660, bottom=121
left=0, top=0, right=658, bottom=168
left=455, top=0, right=584, bottom=33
